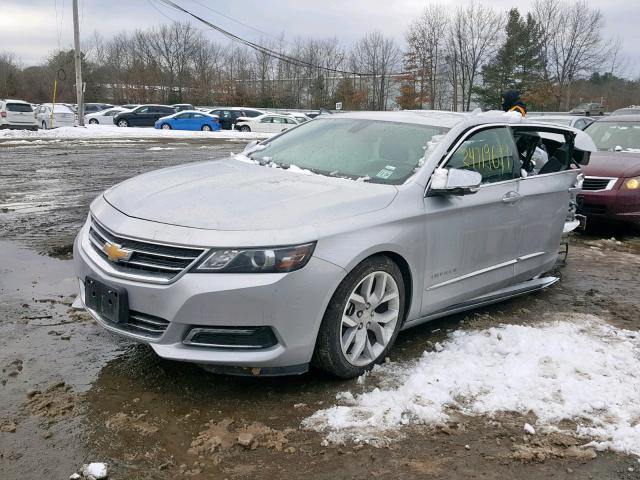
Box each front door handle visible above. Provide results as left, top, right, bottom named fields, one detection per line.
left=502, top=191, right=522, bottom=204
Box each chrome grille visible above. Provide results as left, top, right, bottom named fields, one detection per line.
left=582, top=177, right=616, bottom=191
left=88, top=217, right=205, bottom=282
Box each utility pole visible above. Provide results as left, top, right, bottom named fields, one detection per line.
left=72, top=0, right=84, bottom=126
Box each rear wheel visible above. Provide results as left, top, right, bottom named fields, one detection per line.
left=161, top=123, right=171, bottom=130
left=42, top=121, right=47, bottom=130
left=117, top=119, right=129, bottom=127
left=313, top=255, right=405, bottom=378
left=201, top=124, right=212, bottom=132
left=239, top=125, right=251, bottom=132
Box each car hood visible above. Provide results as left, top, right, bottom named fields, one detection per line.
left=582, top=151, right=640, bottom=178
left=103, top=158, right=397, bottom=231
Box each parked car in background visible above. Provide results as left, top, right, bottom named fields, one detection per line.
left=611, top=106, right=640, bottom=116
left=0, top=99, right=38, bottom=130
left=112, top=105, right=175, bottom=127
left=569, top=102, right=604, bottom=116
left=120, top=104, right=139, bottom=109
left=74, top=111, right=593, bottom=378
left=207, top=107, right=266, bottom=130
left=35, top=103, right=77, bottom=129
left=528, top=115, right=594, bottom=130
left=285, top=112, right=312, bottom=124
left=235, top=113, right=299, bottom=133
left=154, top=111, right=220, bottom=131
left=83, top=103, right=114, bottom=114
left=85, top=107, right=129, bottom=125
left=172, top=103, right=195, bottom=112
left=578, top=115, right=640, bottom=226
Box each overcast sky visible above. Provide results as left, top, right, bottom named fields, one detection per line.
left=1, top=0, right=638, bottom=77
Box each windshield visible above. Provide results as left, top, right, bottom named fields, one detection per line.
left=586, top=121, right=640, bottom=150
left=575, top=104, right=590, bottom=109
left=246, top=118, right=449, bottom=184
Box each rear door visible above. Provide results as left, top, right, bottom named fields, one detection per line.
left=422, top=126, right=522, bottom=314
left=6, top=102, right=34, bottom=125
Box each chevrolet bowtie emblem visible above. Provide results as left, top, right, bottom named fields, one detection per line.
left=103, top=242, right=133, bottom=262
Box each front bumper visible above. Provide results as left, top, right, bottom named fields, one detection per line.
left=577, top=187, right=640, bottom=225
left=74, top=222, right=345, bottom=372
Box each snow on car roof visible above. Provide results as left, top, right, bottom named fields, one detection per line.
left=329, top=110, right=531, bottom=129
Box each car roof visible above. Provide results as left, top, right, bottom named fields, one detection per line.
left=2, top=99, right=30, bottom=104
left=329, top=110, right=468, bottom=128
left=596, top=114, right=640, bottom=121
left=529, top=115, right=581, bottom=120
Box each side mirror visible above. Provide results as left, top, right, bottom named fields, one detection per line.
left=427, top=168, right=482, bottom=196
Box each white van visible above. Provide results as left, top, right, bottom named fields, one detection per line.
left=0, top=99, right=38, bottom=131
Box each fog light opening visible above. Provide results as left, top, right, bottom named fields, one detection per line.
left=183, top=326, right=278, bottom=349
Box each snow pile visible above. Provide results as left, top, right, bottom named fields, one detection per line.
left=303, top=315, right=640, bottom=455
left=0, top=124, right=270, bottom=141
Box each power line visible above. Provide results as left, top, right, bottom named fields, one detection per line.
left=155, top=0, right=386, bottom=77
left=188, top=0, right=292, bottom=47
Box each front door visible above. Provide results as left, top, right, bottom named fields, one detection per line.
left=421, top=126, right=522, bottom=314
left=512, top=127, right=579, bottom=282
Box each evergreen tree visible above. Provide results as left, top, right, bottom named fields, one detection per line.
left=475, top=9, right=545, bottom=109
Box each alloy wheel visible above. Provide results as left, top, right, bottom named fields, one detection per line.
left=340, top=271, right=400, bottom=366
left=161, top=124, right=171, bottom=130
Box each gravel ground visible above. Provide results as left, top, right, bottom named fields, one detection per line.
left=1, top=138, right=639, bottom=479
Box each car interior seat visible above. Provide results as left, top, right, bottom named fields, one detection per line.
left=538, top=142, right=571, bottom=174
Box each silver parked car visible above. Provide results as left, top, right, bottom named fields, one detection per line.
left=569, top=102, right=604, bottom=117
left=74, top=111, right=595, bottom=378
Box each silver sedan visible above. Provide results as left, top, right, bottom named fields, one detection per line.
left=74, top=111, right=595, bottom=378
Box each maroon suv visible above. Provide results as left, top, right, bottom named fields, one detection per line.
left=578, top=115, right=640, bottom=226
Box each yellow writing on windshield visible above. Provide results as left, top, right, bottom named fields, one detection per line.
left=462, top=143, right=513, bottom=174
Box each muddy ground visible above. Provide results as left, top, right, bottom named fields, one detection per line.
left=1, top=137, right=639, bottom=479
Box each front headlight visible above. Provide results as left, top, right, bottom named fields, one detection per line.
left=194, top=243, right=316, bottom=273
left=622, top=177, right=640, bottom=190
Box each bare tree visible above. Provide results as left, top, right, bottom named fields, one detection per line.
left=448, top=1, right=503, bottom=110
left=405, top=4, right=449, bottom=109
left=533, top=0, right=610, bottom=109
left=351, top=31, right=401, bottom=110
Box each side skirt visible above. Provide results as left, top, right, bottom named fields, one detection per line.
left=401, top=276, right=559, bottom=330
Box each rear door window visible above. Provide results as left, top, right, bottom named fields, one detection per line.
left=6, top=103, right=33, bottom=112
left=446, top=127, right=520, bottom=184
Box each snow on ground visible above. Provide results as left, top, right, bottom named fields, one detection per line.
left=303, top=314, right=640, bottom=456
left=0, top=125, right=270, bottom=142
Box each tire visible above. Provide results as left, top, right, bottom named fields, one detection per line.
left=313, top=255, right=406, bottom=378
left=42, top=121, right=47, bottom=130
left=239, top=125, right=251, bottom=132
left=117, top=119, right=129, bottom=127
left=585, top=112, right=590, bottom=117
left=89, top=119, right=98, bottom=125
left=161, top=123, right=171, bottom=130
left=201, top=124, right=212, bottom=132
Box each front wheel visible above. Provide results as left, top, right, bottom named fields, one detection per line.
left=42, top=121, right=47, bottom=130
left=313, top=255, right=405, bottom=378
left=239, top=125, right=251, bottom=132
left=117, top=119, right=129, bottom=127
left=161, top=123, right=171, bottom=130
left=201, top=124, right=212, bottom=132
left=89, top=119, right=98, bottom=125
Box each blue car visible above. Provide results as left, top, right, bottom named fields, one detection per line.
left=154, top=110, right=221, bottom=131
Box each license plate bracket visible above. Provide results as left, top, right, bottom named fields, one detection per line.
left=85, top=276, right=128, bottom=324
